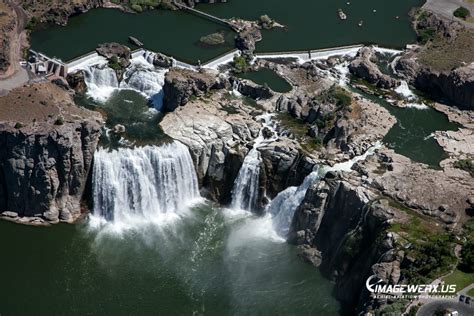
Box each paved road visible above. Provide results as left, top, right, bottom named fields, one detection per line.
left=417, top=300, right=474, bottom=316
left=423, top=0, right=474, bottom=28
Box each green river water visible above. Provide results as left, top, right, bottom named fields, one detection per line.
left=0, top=204, right=339, bottom=315
left=4, top=1, right=461, bottom=315
left=30, top=0, right=423, bottom=63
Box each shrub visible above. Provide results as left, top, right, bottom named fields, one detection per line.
left=232, top=55, right=249, bottom=73
left=460, top=240, right=474, bottom=272
left=14, top=122, right=24, bottom=129
left=131, top=4, right=143, bottom=12
left=454, top=159, right=474, bottom=176
left=54, top=116, right=64, bottom=125
left=417, top=27, right=436, bottom=44
left=453, top=7, right=470, bottom=19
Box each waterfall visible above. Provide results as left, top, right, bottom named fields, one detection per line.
left=78, top=54, right=166, bottom=107
left=394, top=81, right=429, bottom=110
left=230, top=114, right=277, bottom=212
left=92, top=141, right=200, bottom=226
left=231, top=148, right=262, bottom=212
left=83, top=63, right=119, bottom=103
left=120, top=57, right=167, bottom=109
left=267, top=167, right=324, bottom=237
left=268, top=142, right=381, bottom=238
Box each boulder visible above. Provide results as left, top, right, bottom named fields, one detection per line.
left=162, top=68, right=217, bottom=112
left=349, top=47, right=399, bottom=89
left=152, top=52, right=174, bottom=68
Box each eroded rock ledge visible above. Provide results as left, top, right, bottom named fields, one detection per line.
left=0, top=82, right=103, bottom=225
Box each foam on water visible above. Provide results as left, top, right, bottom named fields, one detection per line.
left=91, top=141, right=202, bottom=233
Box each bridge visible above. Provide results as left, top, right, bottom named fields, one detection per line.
left=172, top=0, right=243, bottom=32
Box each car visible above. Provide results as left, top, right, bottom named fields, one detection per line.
left=465, top=296, right=471, bottom=304
left=459, top=295, right=465, bottom=302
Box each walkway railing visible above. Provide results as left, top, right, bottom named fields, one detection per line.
left=172, top=0, right=241, bottom=32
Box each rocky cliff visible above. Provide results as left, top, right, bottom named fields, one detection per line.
left=395, top=11, right=474, bottom=110
left=0, top=82, right=103, bottom=224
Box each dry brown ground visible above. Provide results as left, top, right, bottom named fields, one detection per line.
left=0, top=81, right=100, bottom=127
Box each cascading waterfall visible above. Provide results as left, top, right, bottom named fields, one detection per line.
left=231, top=148, right=262, bottom=212
left=79, top=54, right=167, bottom=107
left=267, top=142, right=381, bottom=237
left=83, top=63, right=119, bottom=103
left=120, top=56, right=167, bottom=108
left=231, top=114, right=277, bottom=212
left=92, top=141, right=200, bottom=226
left=266, top=167, right=324, bottom=237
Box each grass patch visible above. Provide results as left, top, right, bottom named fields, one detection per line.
left=467, top=17, right=474, bottom=23
left=443, top=269, right=474, bottom=291
left=418, top=29, right=474, bottom=71
left=276, top=113, right=322, bottom=153
left=467, top=288, right=474, bottom=297
left=387, top=198, right=456, bottom=283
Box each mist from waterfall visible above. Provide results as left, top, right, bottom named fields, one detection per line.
left=91, top=141, right=201, bottom=229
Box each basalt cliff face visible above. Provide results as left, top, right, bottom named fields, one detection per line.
left=0, top=82, right=103, bottom=224
left=395, top=11, right=474, bottom=110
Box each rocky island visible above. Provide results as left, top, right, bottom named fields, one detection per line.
left=0, top=0, right=473, bottom=315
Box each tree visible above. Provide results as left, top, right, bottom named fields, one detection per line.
left=453, top=7, right=470, bottom=20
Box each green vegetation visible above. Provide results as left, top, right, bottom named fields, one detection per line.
left=14, top=122, right=24, bottom=129
left=417, top=23, right=474, bottom=71
left=317, top=85, right=352, bottom=109
left=199, top=32, right=225, bottom=46
left=108, top=56, right=123, bottom=71
left=388, top=198, right=457, bottom=284
left=454, top=159, right=474, bottom=176
left=232, top=55, right=249, bottom=73
left=467, top=287, right=474, bottom=296
left=25, top=16, right=39, bottom=31
left=276, top=113, right=323, bottom=153
left=453, top=7, right=470, bottom=20
left=460, top=240, right=474, bottom=272
left=54, top=116, right=64, bottom=125
left=443, top=269, right=474, bottom=291
left=415, top=11, right=437, bottom=44
left=221, top=104, right=239, bottom=114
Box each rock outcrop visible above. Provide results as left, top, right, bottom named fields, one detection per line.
left=235, top=25, right=262, bottom=58
left=395, top=12, right=474, bottom=110
left=160, top=90, right=257, bottom=203
left=0, top=82, right=103, bottom=224
left=162, top=68, right=222, bottom=112
left=396, top=57, right=474, bottom=110
left=152, top=52, right=174, bottom=68
left=232, top=77, right=274, bottom=100
left=349, top=47, right=399, bottom=89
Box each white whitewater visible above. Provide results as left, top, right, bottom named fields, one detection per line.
left=78, top=55, right=167, bottom=107
left=268, top=142, right=381, bottom=237
left=82, top=62, right=119, bottom=103
left=91, top=141, right=201, bottom=228
left=231, top=114, right=277, bottom=212
left=394, top=80, right=429, bottom=110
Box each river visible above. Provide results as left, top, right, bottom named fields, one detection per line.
left=30, top=0, right=423, bottom=63
left=4, top=1, right=457, bottom=315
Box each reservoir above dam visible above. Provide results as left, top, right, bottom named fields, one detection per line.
left=30, top=0, right=423, bottom=63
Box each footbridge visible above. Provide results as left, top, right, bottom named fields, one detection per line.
left=172, top=0, right=242, bottom=32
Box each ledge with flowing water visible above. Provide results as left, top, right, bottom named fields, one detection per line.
left=91, top=141, right=201, bottom=228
